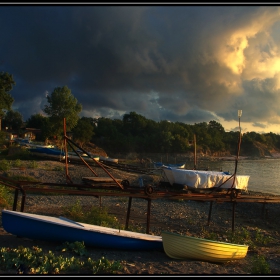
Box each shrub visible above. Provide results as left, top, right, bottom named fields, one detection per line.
left=250, top=255, right=271, bottom=274
left=0, top=159, right=11, bottom=171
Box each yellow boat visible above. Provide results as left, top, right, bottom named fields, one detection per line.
left=161, top=231, right=248, bottom=263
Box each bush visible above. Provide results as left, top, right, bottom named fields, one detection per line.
left=0, top=159, right=11, bottom=171
left=250, top=255, right=271, bottom=274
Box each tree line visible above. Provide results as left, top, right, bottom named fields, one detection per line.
left=1, top=71, right=280, bottom=156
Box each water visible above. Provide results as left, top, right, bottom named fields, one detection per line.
left=183, top=158, right=280, bottom=196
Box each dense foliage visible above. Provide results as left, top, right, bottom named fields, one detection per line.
left=23, top=111, right=280, bottom=156
left=80, top=112, right=280, bottom=157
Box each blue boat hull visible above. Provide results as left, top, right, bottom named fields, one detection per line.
left=29, top=147, right=65, bottom=156
left=2, top=210, right=163, bottom=251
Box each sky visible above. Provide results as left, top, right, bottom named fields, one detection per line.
left=1, top=4, right=280, bottom=134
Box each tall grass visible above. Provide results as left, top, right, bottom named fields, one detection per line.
left=62, top=200, right=124, bottom=229
left=0, top=184, right=13, bottom=208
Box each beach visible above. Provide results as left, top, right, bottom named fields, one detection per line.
left=0, top=160, right=280, bottom=275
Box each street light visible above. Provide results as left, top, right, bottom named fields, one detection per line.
left=238, top=110, right=242, bottom=131
left=237, top=109, right=242, bottom=157
left=230, top=110, right=243, bottom=194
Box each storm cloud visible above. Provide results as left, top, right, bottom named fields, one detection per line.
left=1, top=5, right=280, bottom=133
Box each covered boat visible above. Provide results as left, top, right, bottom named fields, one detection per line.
left=161, top=231, right=248, bottom=262
left=162, top=166, right=250, bottom=191
left=2, top=210, right=163, bottom=251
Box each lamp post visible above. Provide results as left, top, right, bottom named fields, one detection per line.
left=228, top=109, right=243, bottom=197
left=237, top=110, right=242, bottom=156
left=237, top=110, right=242, bottom=159
left=233, top=110, right=242, bottom=176
left=238, top=110, right=242, bottom=132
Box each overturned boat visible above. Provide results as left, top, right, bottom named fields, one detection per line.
left=2, top=210, right=163, bottom=251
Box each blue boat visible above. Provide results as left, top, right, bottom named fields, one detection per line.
left=29, top=147, right=65, bottom=160
left=1, top=210, right=163, bottom=251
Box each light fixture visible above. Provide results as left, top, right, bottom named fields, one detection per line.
left=238, top=110, right=242, bottom=118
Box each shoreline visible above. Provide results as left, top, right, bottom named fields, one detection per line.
left=193, top=153, right=280, bottom=161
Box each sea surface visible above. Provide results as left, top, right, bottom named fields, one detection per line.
left=183, top=158, right=280, bottom=196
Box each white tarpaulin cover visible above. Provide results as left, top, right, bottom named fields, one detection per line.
left=162, top=167, right=250, bottom=190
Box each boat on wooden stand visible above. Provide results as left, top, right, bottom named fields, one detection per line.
left=161, top=166, right=250, bottom=193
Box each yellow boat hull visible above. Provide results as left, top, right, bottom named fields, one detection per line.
left=161, top=231, right=248, bottom=262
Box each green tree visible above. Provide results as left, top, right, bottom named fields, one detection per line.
left=26, top=113, right=52, bottom=141
left=0, top=71, right=15, bottom=130
left=26, top=113, right=47, bottom=129
left=207, top=120, right=225, bottom=134
left=123, top=111, right=148, bottom=136
left=72, top=117, right=95, bottom=148
left=0, top=130, right=7, bottom=145
left=3, top=110, right=24, bottom=130
left=43, top=86, right=82, bottom=139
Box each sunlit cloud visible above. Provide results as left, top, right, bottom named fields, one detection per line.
left=1, top=5, right=280, bottom=134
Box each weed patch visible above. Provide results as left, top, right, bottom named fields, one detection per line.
left=0, top=243, right=122, bottom=274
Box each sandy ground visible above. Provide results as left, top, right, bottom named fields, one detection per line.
left=0, top=160, right=280, bottom=275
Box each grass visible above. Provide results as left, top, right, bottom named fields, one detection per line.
left=0, top=159, right=40, bottom=171
left=250, top=255, right=271, bottom=274
left=201, top=226, right=276, bottom=249
left=62, top=200, right=123, bottom=229
left=0, top=185, right=14, bottom=208
left=0, top=243, right=122, bottom=274
left=200, top=226, right=275, bottom=274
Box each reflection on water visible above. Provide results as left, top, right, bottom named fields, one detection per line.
left=184, top=158, right=280, bottom=196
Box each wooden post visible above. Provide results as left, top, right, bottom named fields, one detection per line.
left=63, top=118, right=72, bottom=184
left=125, top=197, right=132, bottom=230
left=12, top=188, right=18, bottom=211
left=232, top=202, right=236, bottom=233
left=146, top=199, right=151, bottom=234
left=20, top=191, right=26, bottom=212
left=207, top=201, right=213, bottom=226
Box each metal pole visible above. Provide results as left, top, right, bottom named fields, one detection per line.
left=207, top=201, right=213, bottom=226
left=229, top=110, right=242, bottom=193
left=63, top=118, right=72, bottom=183
left=194, top=134, right=197, bottom=170
left=232, top=202, right=236, bottom=234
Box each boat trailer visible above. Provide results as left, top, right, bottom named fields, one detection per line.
left=2, top=118, right=280, bottom=234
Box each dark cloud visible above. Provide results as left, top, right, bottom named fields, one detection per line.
left=253, top=122, right=267, bottom=129
left=1, top=5, right=280, bottom=133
